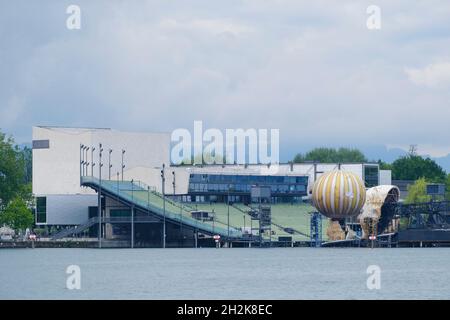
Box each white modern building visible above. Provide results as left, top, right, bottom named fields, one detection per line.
left=32, top=126, right=391, bottom=227
left=32, top=126, right=170, bottom=226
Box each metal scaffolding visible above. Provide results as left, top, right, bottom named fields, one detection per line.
left=310, top=212, right=322, bottom=247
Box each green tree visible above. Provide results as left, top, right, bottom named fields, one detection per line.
left=293, top=147, right=367, bottom=163
left=391, top=155, right=446, bottom=182
left=0, top=131, right=27, bottom=209
left=0, top=197, right=34, bottom=231
left=446, top=174, right=450, bottom=200
left=405, top=178, right=431, bottom=204
left=19, top=146, right=32, bottom=184
left=377, top=159, right=393, bottom=171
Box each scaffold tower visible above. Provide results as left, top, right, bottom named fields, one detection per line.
left=310, top=212, right=322, bottom=247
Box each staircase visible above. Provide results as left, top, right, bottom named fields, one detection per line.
left=51, top=217, right=99, bottom=240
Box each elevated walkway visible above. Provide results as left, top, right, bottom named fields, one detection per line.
left=80, top=176, right=243, bottom=240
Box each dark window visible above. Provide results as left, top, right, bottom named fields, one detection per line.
left=364, top=166, right=379, bottom=188
left=36, top=197, right=47, bottom=223
left=32, top=140, right=50, bottom=149
left=110, top=209, right=131, bottom=217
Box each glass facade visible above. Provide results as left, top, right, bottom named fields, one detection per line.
left=36, top=197, right=47, bottom=224
left=364, top=165, right=379, bottom=188
left=188, top=174, right=308, bottom=196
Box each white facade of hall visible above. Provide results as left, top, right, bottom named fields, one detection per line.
left=32, top=126, right=170, bottom=225
left=32, top=126, right=390, bottom=226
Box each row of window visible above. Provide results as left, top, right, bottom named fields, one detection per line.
left=188, top=195, right=303, bottom=204
left=188, top=182, right=306, bottom=193
left=188, top=174, right=308, bottom=195
left=189, top=174, right=308, bottom=185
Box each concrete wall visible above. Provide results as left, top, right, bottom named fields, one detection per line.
left=380, top=170, right=392, bottom=185
left=41, top=194, right=98, bottom=225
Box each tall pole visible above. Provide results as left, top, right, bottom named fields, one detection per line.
left=85, top=147, right=89, bottom=177
left=250, top=216, right=253, bottom=244
left=80, top=144, right=83, bottom=183
left=161, top=164, right=166, bottom=248
left=147, top=186, right=150, bottom=211
left=85, top=146, right=88, bottom=176
left=98, top=143, right=103, bottom=249
left=227, top=185, right=230, bottom=244
left=81, top=145, right=85, bottom=176
left=121, top=149, right=125, bottom=181
left=117, top=172, right=119, bottom=191
left=131, top=179, right=134, bottom=249
left=172, top=171, right=176, bottom=197
left=180, top=203, right=183, bottom=246
left=91, top=147, right=95, bottom=176
left=108, top=149, right=112, bottom=180
left=212, top=209, right=215, bottom=234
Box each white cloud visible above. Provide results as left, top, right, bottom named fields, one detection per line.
left=405, top=62, right=450, bottom=87
left=159, top=18, right=254, bottom=36
left=0, top=96, right=25, bottom=127
left=1, top=0, right=450, bottom=153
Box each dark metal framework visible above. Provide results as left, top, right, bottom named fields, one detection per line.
left=396, top=201, right=450, bottom=229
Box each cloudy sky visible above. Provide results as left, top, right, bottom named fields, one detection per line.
left=1, top=1, right=450, bottom=165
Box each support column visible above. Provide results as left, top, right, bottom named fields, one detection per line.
left=131, top=206, right=134, bottom=248
left=194, top=230, right=198, bottom=248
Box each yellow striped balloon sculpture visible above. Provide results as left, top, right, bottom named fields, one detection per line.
left=311, top=170, right=366, bottom=220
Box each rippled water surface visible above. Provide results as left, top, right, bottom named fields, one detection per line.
left=1, top=248, right=449, bottom=299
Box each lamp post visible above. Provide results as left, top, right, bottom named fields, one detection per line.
left=131, top=179, right=134, bottom=249
left=81, top=145, right=86, bottom=176
left=85, top=147, right=89, bottom=177
left=172, top=171, right=176, bottom=197
left=212, top=209, right=215, bottom=234
left=91, top=147, right=95, bottom=176
left=108, top=149, right=112, bottom=180
left=98, top=143, right=103, bottom=249
left=161, top=164, right=166, bottom=248
left=147, top=186, right=150, bottom=211
left=80, top=144, right=84, bottom=181
left=243, top=214, right=246, bottom=234
left=227, top=184, right=231, bottom=244
left=250, top=216, right=253, bottom=244
left=121, top=149, right=125, bottom=181
left=117, top=172, right=119, bottom=191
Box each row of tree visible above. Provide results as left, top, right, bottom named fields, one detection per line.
left=0, top=130, right=33, bottom=232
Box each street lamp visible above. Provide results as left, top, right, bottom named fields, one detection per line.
left=85, top=146, right=89, bottom=177
left=161, top=163, right=166, bottom=248
left=131, top=179, right=134, bottom=249
left=98, top=143, right=103, bottom=249
left=108, top=149, right=112, bottom=180
left=147, top=186, right=150, bottom=211
left=80, top=144, right=84, bottom=179
left=81, top=145, right=87, bottom=176
left=91, top=147, right=95, bottom=176
left=121, top=149, right=126, bottom=181
left=227, top=184, right=231, bottom=243
left=172, top=171, right=176, bottom=197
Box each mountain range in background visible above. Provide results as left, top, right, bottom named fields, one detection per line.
left=281, top=143, right=450, bottom=173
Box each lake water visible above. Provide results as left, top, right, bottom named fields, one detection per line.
left=0, top=248, right=449, bottom=299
